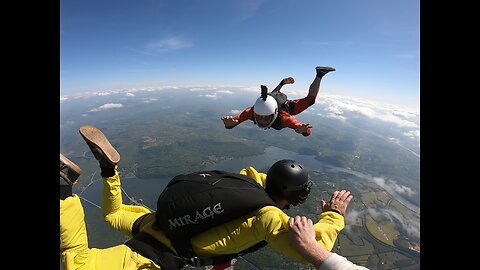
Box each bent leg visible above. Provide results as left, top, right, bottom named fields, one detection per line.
left=79, top=125, right=151, bottom=237
left=308, top=66, right=335, bottom=99
left=87, top=245, right=160, bottom=270
left=307, top=76, right=322, bottom=99
left=60, top=194, right=90, bottom=269
left=288, top=95, right=316, bottom=115
left=102, top=171, right=152, bottom=236
left=60, top=195, right=157, bottom=270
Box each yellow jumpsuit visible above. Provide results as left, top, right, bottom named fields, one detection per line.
left=60, top=166, right=344, bottom=270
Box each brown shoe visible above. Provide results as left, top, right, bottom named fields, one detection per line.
left=60, top=154, right=82, bottom=185
left=79, top=125, right=120, bottom=167
left=316, top=66, right=335, bottom=77
left=282, top=77, right=295, bottom=84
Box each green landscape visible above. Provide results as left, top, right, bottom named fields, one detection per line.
left=60, top=89, right=420, bottom=269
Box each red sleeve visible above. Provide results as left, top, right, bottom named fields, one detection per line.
left=227, top=107, right=254, bottom=129
left=279, top=111, right=311, bottom=136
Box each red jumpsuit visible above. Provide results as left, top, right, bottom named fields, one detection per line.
left=228, top=95, right=316, bottom=136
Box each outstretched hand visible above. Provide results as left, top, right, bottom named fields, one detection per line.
left=321, top=190, right=353, bottom=216
left=295, top=123, right=313, bottom=134
left=222, top=116, right=238, bottom=128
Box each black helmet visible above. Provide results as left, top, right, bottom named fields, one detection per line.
left=266, top=159, right=312, bottom=206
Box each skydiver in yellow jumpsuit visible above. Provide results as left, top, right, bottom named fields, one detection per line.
left=59, top=125, right=352, bottom=270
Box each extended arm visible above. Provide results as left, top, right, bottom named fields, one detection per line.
left=255, top=206, right=344, bottom=262
left=278, top=112, right=312, bottom=136
left=271, top=77, right=295, bottom=93
left=289, top=216, right=369, bottom=270
left=222, top=107, right=255, bottom=129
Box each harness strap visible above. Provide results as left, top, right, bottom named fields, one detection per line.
left=186, top=240, right=268, bottom=267
left=124, top=232, right=186, bottom=270
left=131, top=213, right=149, bottom=237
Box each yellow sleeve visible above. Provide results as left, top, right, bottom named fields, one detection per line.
left=239, top=166, right=267, bottom=187
left=253, top=206, right=344, bottom=262
left=314, top=211, right=345, bottom=251
left=239, top=166, right=344, bottom=260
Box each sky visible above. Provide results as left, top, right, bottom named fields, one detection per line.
left=60, top=0, right=420, bottom=111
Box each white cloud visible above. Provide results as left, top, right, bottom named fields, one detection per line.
left=321, top=95, right=418, bottom=129
left=366, top=208, right=383, bottom=219
left=345, top=209, right=362, bottom=225
left=217, top=90, right=234, bottom=94
left=126, top=93, right=135, bottom=97
left=354, top=207, right=419, bottom=240
left=60, top=85, right=257, bottom=101
left=391, top=182, right=416, bottom=197
left=143, top=98, right=157, bottom=104
left=372, top=177, right=386, bottom=187
left=199, top=93, right=219, bottom=99
left=89, top=103, right=123, bottom=112
left=196, top=89, right=236, bottom=99
left=190, top=87, right=219, bottom=91
left=403, top=130, right=420, bottom=140
left=388, top=137, right=400, bottom=144
left=229, top=109, right=242, bottom=115
left=145, top=38, right=192, bottom=53
left=315, top=94, right=420, bottom=145
left=384, top=209, right=420, bottom=239
left=60, top=86, right=419, bottom=140
left=372, top=177, right=416, bottom=197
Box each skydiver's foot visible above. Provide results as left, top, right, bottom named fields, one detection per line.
left=79, top=125, right=120, bottom=169
left=60, top=153, right=82, bottom=185
left=316, top=66, right=336, bottom=78
left=281, top=77, right=295, bottom=85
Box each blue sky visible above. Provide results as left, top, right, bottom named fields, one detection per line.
left=60, top=0, right=420, bottom=110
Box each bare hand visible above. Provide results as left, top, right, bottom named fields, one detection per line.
left=288, top=216, right=335, bottom=268
left=222, top=116, right=238, bottom=128
left=295, top=123, right=313, bottom=134
left=288, top=216, right=317, bottom=250
left=321, top=190, right=353, bottom=216
left=282, top=77, right=295, bottom=85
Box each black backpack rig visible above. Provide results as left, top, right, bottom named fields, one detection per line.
left=127, top=170, right=277, bottom=268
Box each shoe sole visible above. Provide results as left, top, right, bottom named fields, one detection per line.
left=79, top=125, right=121, bottom=165
left=316, top=66, right=336, bottom=72
left=60, top=153, right=82, bottom=185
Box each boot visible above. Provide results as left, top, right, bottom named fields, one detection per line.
left=316, top=66, right=336, bottom=78
left=60, top=153, right=82, bottom=185
left=79, top=125, right=120, bottom=176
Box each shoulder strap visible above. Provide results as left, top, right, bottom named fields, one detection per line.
left=268, top=91, right=289, bottom=110
left=270, top=113, right=283, bottom=130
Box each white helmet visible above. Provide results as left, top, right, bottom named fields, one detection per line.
left=253, top=95, right=278, bottom=128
